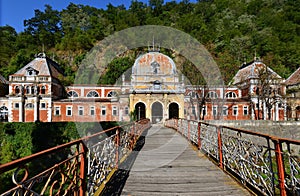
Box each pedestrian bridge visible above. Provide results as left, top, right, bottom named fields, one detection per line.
left=0, top=119, right=299, bottom=195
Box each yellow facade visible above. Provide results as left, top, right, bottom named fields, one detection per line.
left=129, top=93, right=184, bottom=121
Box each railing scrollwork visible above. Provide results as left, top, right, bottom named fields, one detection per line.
left=0, top=119, right=150, bottom=196
left=165, top=118, right=300, bottom=196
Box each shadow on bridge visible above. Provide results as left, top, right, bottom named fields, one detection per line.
left=102, top=124, right=251, bottom=196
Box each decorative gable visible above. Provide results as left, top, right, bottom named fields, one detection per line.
left=25, top=67, right=39, bottom=76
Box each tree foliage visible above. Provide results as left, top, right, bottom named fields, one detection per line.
left=0, top=0, right=299, bottom=84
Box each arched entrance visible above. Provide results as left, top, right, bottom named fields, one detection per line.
left=296, top=106, right=300, bottom=121
left=169, top=102, right=179, bottom=119
left=135, top=102, right=146, bottom=120
left=151, top=102, right=163, bottom=123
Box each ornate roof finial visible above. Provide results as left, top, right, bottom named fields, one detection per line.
left=254, top=49, right=260, bottom=62
left=152, top=36, right=155, bottom=51
left=35, top=43, right=46, bottom=58
left=148, top=36, right=160, bottom=52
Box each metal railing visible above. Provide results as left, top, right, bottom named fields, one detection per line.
left=0, top=119, right=150, bottom=196
left=165, top=118, right=300, bottom=196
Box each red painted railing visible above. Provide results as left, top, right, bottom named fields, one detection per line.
left=165, top=118, right=300, bottom=196
left=0, top=119, right=150, bottom=196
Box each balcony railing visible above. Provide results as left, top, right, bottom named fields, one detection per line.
left=165, top=118, right=300, bottom=196
left=0, top=119, right=150, bottom=196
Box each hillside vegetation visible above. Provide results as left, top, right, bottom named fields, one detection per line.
left=0, top=0, right=299, bottom=84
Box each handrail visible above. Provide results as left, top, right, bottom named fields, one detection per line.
left=0, top=119, right=151, bottom=196
left=165, top=118, right=300, bottom=196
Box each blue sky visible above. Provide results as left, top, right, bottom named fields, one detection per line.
left=0, top=0, right=136, bottom=32
left=0, top=0, right=197, bottom=33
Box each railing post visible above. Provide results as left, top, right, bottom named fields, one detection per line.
left=131, top=123, right=135, bottom=149
left=274, top=139, right=287, bottom=196
left=188, top=120, right=191, bottom=141
left=217, top=126, right=223, bottom=169
left=197, top=122, right=201, bottom=149
left=181, top=119, right=183, bottom=135
left=80, top=142, right=87, bottom=196
left=115, top=129, right=120, bottom=169
left=175, top=118, right=178, bottom=131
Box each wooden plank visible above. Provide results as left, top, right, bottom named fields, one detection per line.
left=114, top=124, right=251, bottom=195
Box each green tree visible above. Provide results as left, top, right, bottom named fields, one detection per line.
left=24, top=4, right=62, bottom=49
left=0, top=26, right=17, bottom=68
left=99, top=56, right=135, bottom=85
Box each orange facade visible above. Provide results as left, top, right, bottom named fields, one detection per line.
left=1, top=52, right=288, bottom=123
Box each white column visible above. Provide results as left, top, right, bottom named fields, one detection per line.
left=48, top=101, right=52, bottom=122
left=34, top=97, right=38, bottom=122
left=263, top=102, right=267, bottom=120
left=275, top=103, right=279, bottom=121
left=251, top=106, right=255, bottom=120
left=19, top=98, right=24, bottom=122
left=81, top=87, right=84, bottom=97
left=8, top=100, right=12, bottom=122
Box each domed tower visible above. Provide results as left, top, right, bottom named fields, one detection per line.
left=129, top=51, right=184, bottom=123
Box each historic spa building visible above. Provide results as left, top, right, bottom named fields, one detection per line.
left=0, top=50, right=297, bottom=123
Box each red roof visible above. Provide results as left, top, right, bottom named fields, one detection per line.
left=12, top=54, right=64, bottom=80
left=286, top=66, right=300, bottom=86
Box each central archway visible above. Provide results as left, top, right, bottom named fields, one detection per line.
left=169, top=102, right=179, bottom=119
left=135, top=102, right=146, bottom=120
left=151, top=102, right=163, bottom=123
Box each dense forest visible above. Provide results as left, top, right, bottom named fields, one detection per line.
left=0, top=0, right=299, bottom=84
left=0, top=121, right=118, bottom=191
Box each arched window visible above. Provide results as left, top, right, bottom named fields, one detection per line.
left=107, top=91, right=118, bottom=97
left=25, top=103, right=34, bottom=109
left=67, top=90, right=79, bottom=98
left=87, top=91, right=99, bottom=97
left=15, top=86, right=20, bottom=94
left=0, top=106, right=8, bottom=121
left=207, top=91, right=218, bottom=99
left=26, top=86, right=30, bottom=94
left=188, top=91, right=199, bottom=98
left=41, top=86, right=46, bottom=94
left=0, top=106, right=8, bottom=112
left=225, top=92, right=237, bottom=99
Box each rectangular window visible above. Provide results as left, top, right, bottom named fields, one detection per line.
left=40, top=103, right=46, bottom=109
left=233, top=106, right=238, bottom=116
left=66, top=106, right=72, bottom=116
left=112, top=106, right=118, bottom=116
left=192, top=106, right=196, bottom=115
left=78, top=106, right=84, bottom=116
left=54, top=106, right=60, bottom=116
left=124, top=107, right=129, bottom=115
left=90, top=106, right=95, bottom=116
left=256, top=103, right=259, bottom=109
left=223, top=106, right=228, bottom=116
left=212, top=106, right=218, bottom=116
left=243, top=106, right=248, bottom=115
left=14, top=103, right=19, bottom=109
left=101, top=106, right=106, bottom=116
left=202, top=106, right=206, bottom=116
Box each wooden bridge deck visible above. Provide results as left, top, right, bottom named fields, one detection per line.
left=104, top=124, right=252, bottom=195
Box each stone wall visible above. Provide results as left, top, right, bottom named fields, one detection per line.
left=205, top=120, right=300, bottom=140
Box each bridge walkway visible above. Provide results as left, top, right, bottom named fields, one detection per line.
left=119, top=124, right=251, bottom=195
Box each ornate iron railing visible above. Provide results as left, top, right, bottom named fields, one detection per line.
left=165, top=118, right=300, bottom=196
left=0, top=119, right=150, bottom=196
